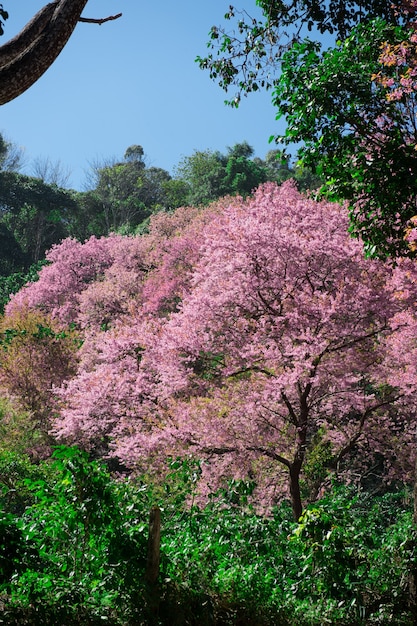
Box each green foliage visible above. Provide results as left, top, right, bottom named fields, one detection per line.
left=160, top=178, right=190, bottom=210
left=224, top=155, right=267, bottom=195
left=0, top=6, right=8, bottom=37
left=0, top=448, right=53, bottom=515
left=0, top=171, right=79, bottom=265
left=162, top=484, right=415, bottom=625
left=0, top=260, right=47, bottom=314
left=1, top=447, right=150, bottom=624
left=0, top=448, right=413, bottom=625
left=196, top=0, right=397, bottom=105
left=273, top=19, right=417, bottom=258
left=0, top=223, right=25, bottom=276
left=81, top=147, right=174, bottom=236
left=175, top=149, right=229, bottom=205
left=0, top=510, right=21, bottom=585
left=174, top=142, right=318, bottom=206
left=0, top=138, right=321, bottom=273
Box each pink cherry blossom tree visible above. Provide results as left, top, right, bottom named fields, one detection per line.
left=5, top=235, right=122, bottom=325
left=5, top=203, right=220, bottom=328
left=144, top=181, right=407, bottom=518
left=51, top=182, right=410, bottom=519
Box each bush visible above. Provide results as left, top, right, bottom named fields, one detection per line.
left=0, top=452, right=414, bottom=625
left=161, top=483, right=415, bottom=625
left=0, top=447, right=151, bottom=624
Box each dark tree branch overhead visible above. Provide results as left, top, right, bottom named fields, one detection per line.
left=0, top=0, right=122, bottom=105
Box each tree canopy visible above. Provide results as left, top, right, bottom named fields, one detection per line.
left=273, top=19, right=417, bottom=258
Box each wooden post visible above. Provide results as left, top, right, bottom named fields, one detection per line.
left=146, top=505, right=161, bottom=585
left=409, top=438, right=417, bottom=624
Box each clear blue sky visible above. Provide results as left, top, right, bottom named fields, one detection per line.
left=0, top=0, right=285, bottom=190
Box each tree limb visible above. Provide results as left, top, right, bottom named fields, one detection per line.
left=0, top=2, right=56, bottom=68
left=0, top=1, right=121, bottom=105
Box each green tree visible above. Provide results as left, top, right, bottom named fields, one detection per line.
left=139, top=166, right=172, bottom=208
left=226, top=140, right=254, bottom=159
left=272, top=19, right=417, bottom=258
left=175, top=149, right=228, bottom=206
left=223, top=141, right=268, bottom=195
left=85, top=146, right=173, bottom=233
left=0, top=224, right=25, bottom=276
left=175, top=142, right=270, bottom=205
left=198, top=3, right=417, bottom=258
left=224, top=152, right=267, bottom=195
left=160, top=178, right=190, bottom=210
left=69, top=190, right=109, bottom=240
left=0, top=172, right=79, bottom=265
left=252, top=150, right=323, bottom=191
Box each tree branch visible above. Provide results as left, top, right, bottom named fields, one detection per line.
left=0, top=2, right=56, bottom=69
left=247, top=445, right=292, bottom=469
left=0, top=0, right=89, bottom=105
left=333, top=394, right=402, bottom=467
left=0, top=1, right=122, bottom=105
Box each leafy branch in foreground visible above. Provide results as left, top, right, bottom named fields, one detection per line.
left=196, top=0, right=399, bottom=105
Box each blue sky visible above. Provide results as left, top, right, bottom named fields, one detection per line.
left=0, top=1, right=285, bottom=190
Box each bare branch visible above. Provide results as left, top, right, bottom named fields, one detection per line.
left=79, top=13, right=122, bottom=25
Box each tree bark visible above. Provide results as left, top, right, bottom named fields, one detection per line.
left=146, top=506, right=161, bottom=585
left=0, top=0, right=89, bottom=105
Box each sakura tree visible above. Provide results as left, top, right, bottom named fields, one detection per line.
left=6, top=204, right=220, bottom=329
left=51, top=182, right=409, bottom=519
left=5, top=236, right=121, bottom=325
left=50, top=203, right=224, bottom=445
left=379, top=251, right=417, bottom=414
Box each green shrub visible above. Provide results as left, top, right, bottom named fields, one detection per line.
left=0, top=452, right=414, bottom=625
left=161, top=483, right=415, bottom=625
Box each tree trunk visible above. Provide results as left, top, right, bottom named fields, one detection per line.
left=145, top=505, right=161, bottom=585
left=289, top=461, right=303, bottom=521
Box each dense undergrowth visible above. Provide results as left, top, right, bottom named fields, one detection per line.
left=0, top=446, right=414, bottom=625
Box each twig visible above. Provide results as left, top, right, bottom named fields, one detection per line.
left=79, top=13, right=122, bottom=25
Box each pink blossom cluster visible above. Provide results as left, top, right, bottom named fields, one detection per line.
left=6, top=236, right=122, bottom=324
